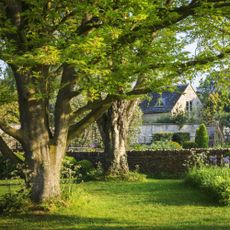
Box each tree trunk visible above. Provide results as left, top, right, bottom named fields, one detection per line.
left=97, top=99, right=138, bottom=174
left=22, top=101, right=66, bottom=202
left=30, top=145, right=64, bottom=202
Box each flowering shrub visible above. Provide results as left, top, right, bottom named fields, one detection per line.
left=208, top=155, right=230, bottom=167
left=185, top=166, right=230, bottom=205
left=151, top=141, right=182, bottom=150
left=131, top=141, right=182, bottom=151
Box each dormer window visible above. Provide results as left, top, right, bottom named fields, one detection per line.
left=155, top=97, right=164, bottom=107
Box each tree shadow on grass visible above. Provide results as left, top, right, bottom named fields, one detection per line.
left=0, top=214, right=116, bottom=230
left=1, top=214, right=229, bottom=230
left=0, top=180, right=222, bottom=230
left=142, top=180, right=217, bottom=207
left=0, top=183, right=21, bottom=186
left=89, top=180, right=216, bottom=207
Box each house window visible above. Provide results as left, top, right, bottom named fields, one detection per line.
left=190, top=101, right=193, bottom=111
left=186, top=101, right=189, bottom=111
left=155, top=97, right=164, bottom=107
left=186, top=101, right=193, bottom=112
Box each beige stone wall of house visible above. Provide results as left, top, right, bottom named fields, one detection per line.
left=143, top=113, right=171, bottom=124
left=138, top=123, right=217, bottom=145
left=171, top=85, right=202, bottom=119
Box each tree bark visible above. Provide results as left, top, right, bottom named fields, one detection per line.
left=21, top=100, right=64, bottom=202
left=97, top=99, right=139, bottom=174
left=30, top=145, right=64, bottom=202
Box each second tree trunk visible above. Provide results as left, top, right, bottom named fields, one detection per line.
left=97, top=100, right=138, bottom=174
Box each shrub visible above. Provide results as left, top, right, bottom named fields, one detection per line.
left=0, top=154, right=26, bottom=180
left=172, top=132, right=190, bottom=145
left=171, top=109, right=189, bottom=127
left=61, top=156, right=80, bottom=181
left=78, top=160, right=103, bottom=182
left=185, top=166, right=230, bottom=205
left=183, top=141, right=198, bottom=149
left=0, top=187, right=32, bottom=213
left=195, top=123, right=209, bottom=148
left=152, top=132, right=173, bottom=142
left=105, top=170, right=147, bottom=182
left=129, top=144, right=150, bottom=151
left=130, top=141, right=182, bottom=150
left=151, top=141, right=182, bottom=150
left=184, top=151, right=208, bottom=169
left=61, top=157, right=103, bottom=183
left=0, top=156, right=16, bottom=179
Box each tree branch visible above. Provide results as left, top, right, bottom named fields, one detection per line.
left=67, top=96, right=119, bottom=141
left=76, top=14, right=101, bottom=35
left=0, top=136, right=23, bottom=164
left=49, top=9, right=77, bottom=33
left=117, top=0, right=230, bottom=46
left=66, top=88, right=83, bottom=100
left=53, top=64, right=78, bottom=143
left=0, top=122, right=23, bottom=143
left=177, top=49, right=230, bottom=71
left=69, top=95, right=121, bottom=124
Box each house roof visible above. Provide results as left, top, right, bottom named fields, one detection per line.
left=140, top=84, right=189, bottom=114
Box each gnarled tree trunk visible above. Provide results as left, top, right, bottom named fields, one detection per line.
left=0, top=64, right=113, bottom=203
left=97, top=99, right=139, bottom=174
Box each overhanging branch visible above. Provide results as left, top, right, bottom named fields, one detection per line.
left=0, top=136, right=23, bottom=164
left=67, top=96, right=118, bottom=141
left=0, top=122, right=23, bottom=143
left=178, top=49, right=230, bottom=70
left=69, top=95, right=120, bottom=124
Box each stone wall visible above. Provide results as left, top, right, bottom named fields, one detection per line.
left=68, top=148, right=230, bottom=176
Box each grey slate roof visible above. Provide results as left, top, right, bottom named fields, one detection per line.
left=140, top=84, right=189, bottom=114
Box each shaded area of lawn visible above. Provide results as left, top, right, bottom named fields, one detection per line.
left=1, top=179, right=230, bottom=230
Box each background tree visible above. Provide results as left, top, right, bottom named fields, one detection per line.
left=199, top=74, right=230, bottom=143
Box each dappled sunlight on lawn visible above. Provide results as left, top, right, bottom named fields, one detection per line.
left=0, top=179, right=230, bottom=230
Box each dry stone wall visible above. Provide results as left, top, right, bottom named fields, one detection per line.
left=68, top=149, right=230, bottom=176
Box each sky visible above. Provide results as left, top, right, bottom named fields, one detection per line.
left=184, top=43, right=205, bottom=89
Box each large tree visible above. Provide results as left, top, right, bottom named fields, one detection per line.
left=0, top=0, right=230, bottom=203
left=97, top=1, right=230, bottom=174
left=199, top=73, right=230, bottom=143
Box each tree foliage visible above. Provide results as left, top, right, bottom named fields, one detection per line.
left=199, top=75, right=230, bottom=128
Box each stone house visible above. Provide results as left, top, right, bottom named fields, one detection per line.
left=138, top=84, right=213, bottom=144
left=140, top=84, right=203, bottom=124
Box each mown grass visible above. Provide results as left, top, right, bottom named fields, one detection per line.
left=1, top=179, right=230, bottom=230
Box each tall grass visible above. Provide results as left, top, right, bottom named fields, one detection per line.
left=185, top=166, right=230, bottom=205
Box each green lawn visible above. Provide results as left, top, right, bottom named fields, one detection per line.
left=1, top=179, right=230, bottom=230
